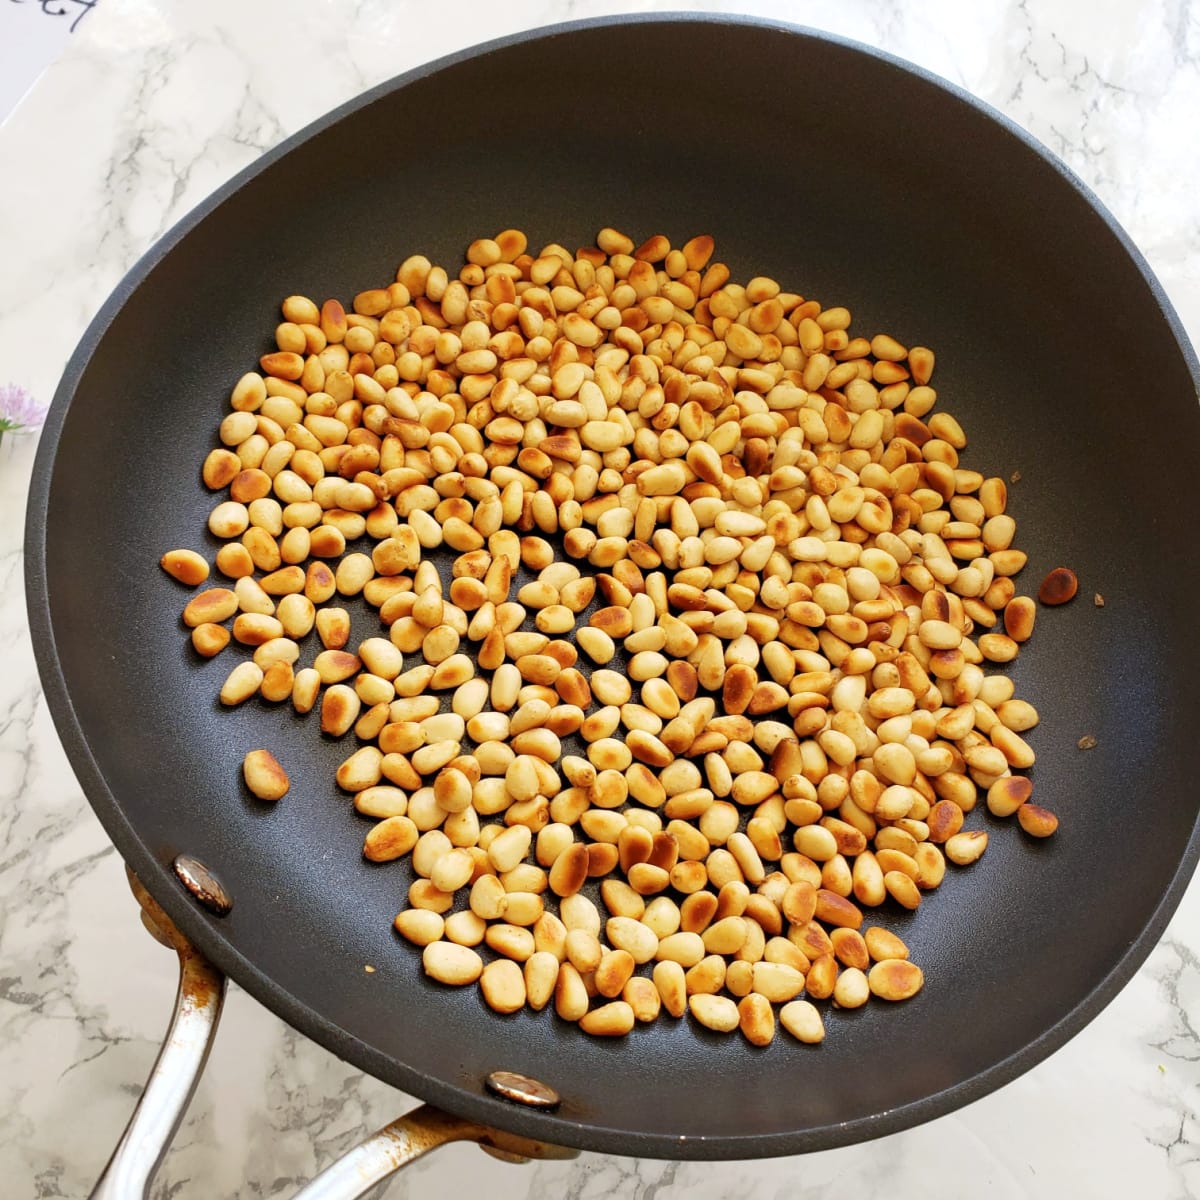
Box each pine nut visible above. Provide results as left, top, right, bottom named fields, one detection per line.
left=242, top=749, right=289, bottom=800
left=524, top=952, right=560, bottom=1011
left=868, top=959, right=924, bottom=1001
left=219, top=661, right=263, bottom=706
left=1017, top=803, right=1059, bottom=838
left=1037, top=566, right=1078, bottom=606
left=191, top=623, right=230, bottom=658
left=422, top=941, right=483, bottom=986
left=364, top=816, right=418, bottom=862
left=161, top=549, right=210, bottom=586
left=689, top=993, right=740, bottom=1032
left=945, top=830, right=989, bottom=865
left=580, top=1000, right=635, bottom=1037
left=394, top=909, right=444, bottom=946
left=780, top=999, right=825, bottom=1044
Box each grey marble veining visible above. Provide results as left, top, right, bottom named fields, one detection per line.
left=1, top=1, right=1199, bottom=1196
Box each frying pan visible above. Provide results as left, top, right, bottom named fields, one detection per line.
left=24, top=11, right=1200, bottom=1196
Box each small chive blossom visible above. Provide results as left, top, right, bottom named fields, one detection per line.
left=0, top=384, right=47, bottom=433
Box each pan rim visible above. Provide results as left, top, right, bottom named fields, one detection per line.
left=24, top=10, right=1200, bottom=1160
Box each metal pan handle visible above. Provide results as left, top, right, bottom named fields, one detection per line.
left=89, top=875, right=228, bottom=1200
left=94, top=871, right=573, bottom=1200
left=291, top=1105, right=576, bottom=1200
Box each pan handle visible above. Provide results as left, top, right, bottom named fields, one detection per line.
left=103, top=870, right=574, bottom=1200
left=289, top=1105, right=577, bottom=1200
left=90, top=873, right=227, bottom=1200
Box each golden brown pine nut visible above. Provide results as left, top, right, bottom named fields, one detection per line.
left=242, top=749, right=289, bottom=800
left=580, top=1001, right=635, bottom=1037
left=868, top=959, right=924, bottom=1001
left=1017, top=803, right=1059, bottom=838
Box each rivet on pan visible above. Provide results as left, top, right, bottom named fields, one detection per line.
left=485, top=1070, right=561, bottom=1110
left=173, top=854, right=233, bottom=917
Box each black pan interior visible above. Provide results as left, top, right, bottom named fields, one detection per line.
left=26, top=15, right=1200, bottom=1159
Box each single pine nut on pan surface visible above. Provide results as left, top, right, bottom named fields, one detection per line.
left=170, top=226, right=1055, bottom=1040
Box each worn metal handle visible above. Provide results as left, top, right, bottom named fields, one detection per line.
left=90, top=874, right=227, bottom=1200
left=292, top=1105, right=577, bottom=1200
left=96, top=869, right=574, bottom=1200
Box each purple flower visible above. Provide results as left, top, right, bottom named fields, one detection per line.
left=0, top=384, right=48, bottom=434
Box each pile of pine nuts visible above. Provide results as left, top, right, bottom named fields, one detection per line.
left=164, top=228, right=1056, bottom=1045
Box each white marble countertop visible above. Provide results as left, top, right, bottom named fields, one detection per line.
left=2, top=1, right=1199, bottom=1197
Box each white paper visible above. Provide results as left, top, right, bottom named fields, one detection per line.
left=0, top=0, right=98, bottom=124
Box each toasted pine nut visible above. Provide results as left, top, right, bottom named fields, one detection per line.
left=394, top=909, right=444, bottom=946
left=161, top=549, right=210, bottom=586
left=422, top=941, right=483, bottom=986
left=580, top=1000, right=635, bottom=1037
left=191, top=623, right=230, bottom=658
left=1017, top=803, right=1059, bottom=838
left=737, top=993, right=775, bottom=1045
left=364, top=816, right=418, bottom=862
left=780, top=1000, right=825, bottom=1044
left=868, top=959, right=924, bottom=1001
left=688, top=993, right=740, bottom=1033
left=183, top=588, right=238, bottom=628
left=242, top=749, right=288, bottom=800
left=884, top=870, right=921, bottom=910
left=1037, top=566, right=1078, bottom=606
left=220, top=661, right=263, bottom=706
left=320, top=684, right=360, bottom=736
left=524, top=952, right=560, bottom=1011
left=945, top=830, right=989, bottom=865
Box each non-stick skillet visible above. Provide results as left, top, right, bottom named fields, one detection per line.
left=24, top=13, right=1200, bottom=1199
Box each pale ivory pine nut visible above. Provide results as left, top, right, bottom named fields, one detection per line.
left=652, top=959, right=688, bottom=1017
left=606, top=916, right=659, bottom=964
left=220, top=661, right=263, bottom=706
left=356, top=786, right=408, bottom=818
left=945, top=830, right=989, bottom=865
left=833, top=967, right=870, bottom=1009
left=565, top=929, right=603, bottom=973
left=292, top=667, right=320, bottom=714
left=751, top=961, right=805, bottom=1002
left=780, top=1000, right=825, bottom=1044
left=689, top=993, right=740, bottom=1032
left=524, top=951, right=560, bottom=1011
left=470, top=875, right=508, bottom=920
left=422, top=941, right=483, bottom=986
left=394, top=909, right=444, bottom=946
